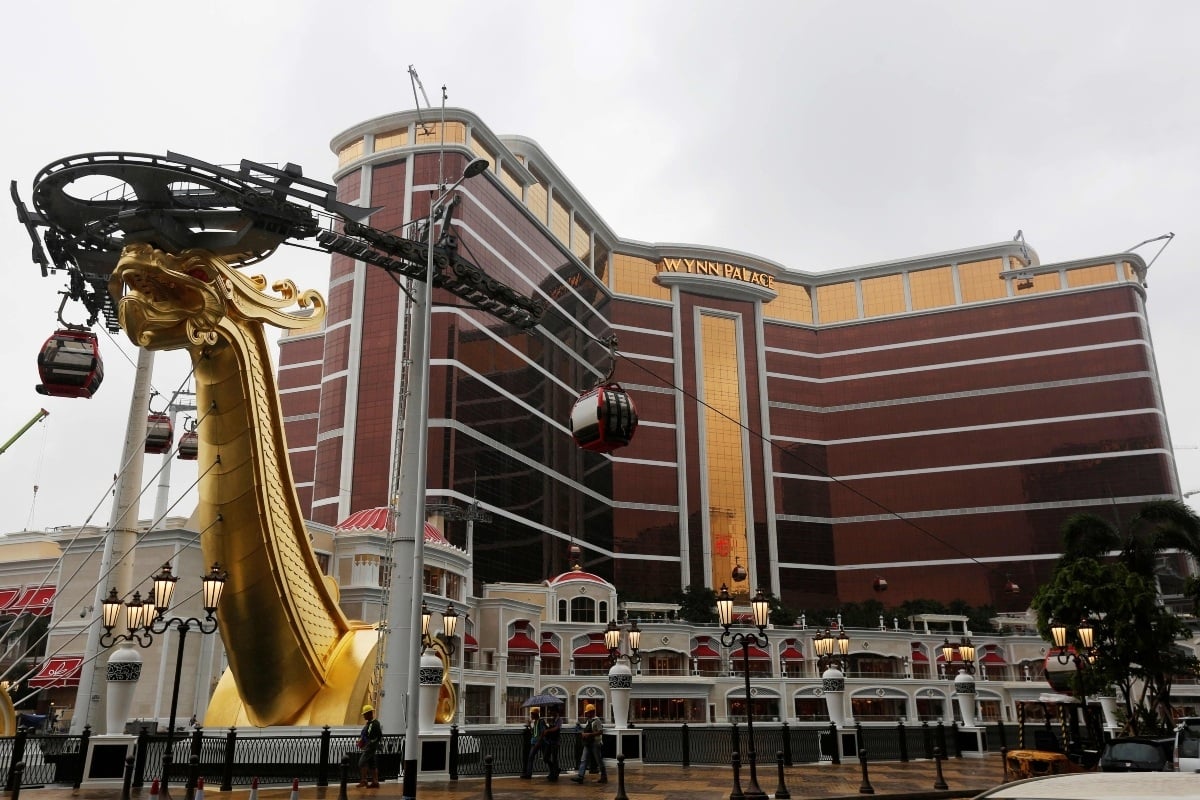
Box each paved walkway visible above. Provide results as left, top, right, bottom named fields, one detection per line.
left=18, top=756, right=1006, bottom=800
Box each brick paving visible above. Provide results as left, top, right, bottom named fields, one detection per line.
left=18, top=755, right=1006, bottom=800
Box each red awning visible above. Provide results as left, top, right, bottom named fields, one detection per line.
left=780, top=644, right=804, bottom=660
left=980, top=652, right=1007, bottom=664
left=508, top=632, right=539, bottom=653
left=692, top=642, right=720, bottom=659
left=8, top=586, right=55, bottom=616
left=464, top=633, right=478, bottom=652
left=0, top=588, right=19, bottom=610
left=573, top=640, right=610, bottom=657
left=910, top=650, right=929, bottom=662
left=541, top=640, right=560, bottom=656
left=742, top=644, right=769, bottom=660
left=29, top=656, right=82, bottom=688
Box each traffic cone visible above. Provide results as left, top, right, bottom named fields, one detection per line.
left=290, top=778, right=300, bottom=800
left=150, top=778, right=160, bottom=798
left=248, top=778, right=259, bottom=800
left=194, top=777, right=205, bottom=800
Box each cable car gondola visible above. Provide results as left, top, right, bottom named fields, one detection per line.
left=35, top=329, right=104, bottom=399
left=177, top=418, right=199, bottom=461
left=145, top=413, right=174, bottom=455
left=570, top=382, right=639, bottom=453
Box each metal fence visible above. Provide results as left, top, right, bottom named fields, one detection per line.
left=3, top=720, right=983, bottom=789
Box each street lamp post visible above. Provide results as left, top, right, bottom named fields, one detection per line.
left=604, top=620, right=642, bottom=729
left=100, top=562, right=226, bottom=796
left=716, top=585, right=770, bottom=800
left=388, top=154, right=491, bottom=800
left=940, top=636, right=977, bottom=728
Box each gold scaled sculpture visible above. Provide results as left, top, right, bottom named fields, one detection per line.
left=109, top=243, right=409, bottom=727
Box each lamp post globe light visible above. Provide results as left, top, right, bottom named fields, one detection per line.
left=383, top=156, right=490, bottom=800
left=604, top=619, right=642, bottom=729
left=716, top=584, right=770, bottom=800
left=416, top=602, right=459, bottom=734
left=813, top=622, right=850, bottom=730
left=99, top=562, right=226, bottom=792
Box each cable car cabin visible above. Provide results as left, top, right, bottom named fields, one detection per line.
left=570, top=383, right=638, bottom=453
left=35, top=330, right=104, bottom=398
left=177, top=430, right=199, bottom=461
left=145, top=413, right=174, bottom=455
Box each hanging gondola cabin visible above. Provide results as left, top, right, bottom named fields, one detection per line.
left=35, top=329, right=104, bottom=399
left=145, top=413, right=174, bottom=455
left=570, top=383, right=638, bottom=453
left=177, top=430, right=199, bottom=461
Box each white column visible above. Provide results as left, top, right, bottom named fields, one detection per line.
left=607, top=660, right=631, bottom=729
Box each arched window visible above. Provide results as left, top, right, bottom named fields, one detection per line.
left=570, top=597, right=595, bottom=623
left=598, top=601, right=609, bottom=623
left=558, top=599, right=568, bottom=622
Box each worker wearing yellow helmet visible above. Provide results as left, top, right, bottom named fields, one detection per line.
left=358, top=704, right=382, bottom=788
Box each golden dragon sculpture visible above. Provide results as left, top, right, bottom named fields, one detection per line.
left=109, top=242, right=456, bottom=727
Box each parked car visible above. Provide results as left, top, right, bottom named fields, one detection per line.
left=974, top=772, right=1200, bottom=798
left=1174, top=717, right=1200, bottom=773
left=1099, top=737, right=1175, bottom=772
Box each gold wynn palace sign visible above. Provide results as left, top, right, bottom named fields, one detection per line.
left=657, top=257, right=776, bottom=289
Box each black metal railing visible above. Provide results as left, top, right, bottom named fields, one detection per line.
left=3, top=719, right=991, bottom=788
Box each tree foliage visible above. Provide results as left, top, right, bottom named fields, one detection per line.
left=675, top=584, right=717, bottom=624
left=1031, top=500, right=1200, bottom=735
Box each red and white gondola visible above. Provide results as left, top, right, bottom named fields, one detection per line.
left=35, top=329, right=104, bottom=399
left=569, top=382, right=639, bottom=454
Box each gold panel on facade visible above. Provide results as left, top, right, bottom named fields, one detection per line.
left=1066, top=263, right=1117, bottom=288
left=551, top=195, right=570, bottom=246
left=499, top=164, right=523, bottom=199
left=861, top=273, right=906, bottom=317
left=469, top=135, right=494, bottom=165
left=1013, top=272, right=1062, bottom=294
left=699, top=315, right=749, bottom=593
left=1123, top=261, right=1137, bottom=281
left=909, top=266, right=955, bottom=310
left=526, top=178, right=549, bottom=224
left=571, top=218, right=591, bottom=259
left=612, top=253, right=670, bottom=301
left=374, top=129, right=408, bottom=152
left=414, top=121, right=466, bottom=145
left=766, top=282, right=813, bottom=324
left=816, top=282, right=859, bottom=323
left=337, top=139, right=364, bottom=167
left=957, top=258, right=1005, bottom=303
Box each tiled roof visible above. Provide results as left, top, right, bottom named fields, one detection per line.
left=334, top=507, right=451, bottom=545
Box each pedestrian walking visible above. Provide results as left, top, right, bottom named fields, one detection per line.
left=522, top=708, right=546, bottom=778
left=357, top=704, right=382, bottom=788
left=571, top=704, right=607, bottom=784
left=542, top=706, right=562, bottom=781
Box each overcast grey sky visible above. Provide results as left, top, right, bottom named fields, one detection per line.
left=2, top=1, right=1197, bottom=536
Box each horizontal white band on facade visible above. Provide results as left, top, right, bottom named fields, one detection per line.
left=611, top=322, right=675, bottom=338
left=294, top=481, right=314, bottom=489
left=623, top=352, right=674, bottom=365
left=329, top=272, right=356, bottom=290
left=321, top=369, right=350, bottom=383
left=609, top=502, right=679, bottom=513
left=287, top=445, right=317, bottom=454
left=316, top=428, right=344, bottom=442
left=770, top=371, right=1153, bottom=414
left=776, top=447, right=1170, bottom=483
left=766, top=339, right=1145, bottom=385
left=780, top=552, right=1063, bottom=572
left=324, top=318, right=353, bottom=333
left=763, top=311, right=1143, bottom=360
left=608, top=456, right=678, bottom=468
left=622, top=382, right=675, bottom=395
left=283, top=413, right=319, bottom=422
left=278, top=385, right=320, bottom=395
left=635, top=419, right=676, bottom=430
left=776, top=493, right=1176, bottom=526
left=311, top=496, right=341, bottom=508
left=771, top=407, right=1162, bottom=446
left=278, top=359, right=325, bottom=371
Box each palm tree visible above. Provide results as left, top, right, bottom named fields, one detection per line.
left=1036, top=499, right=1200, bottom=734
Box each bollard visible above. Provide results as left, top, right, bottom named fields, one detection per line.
left=162, top=752, right=175, bottom=800
left=249, top=777, right=259, bottom=800
left=221, top=727, right=237, bottom=792
left=681, top=723, right=691, bottom=769
left=10, top=762, right=24, bottom=800
left=122, top=755, right=135, bottom=800
left=484, top=755, right=494, bottom=800
left=74, top=725, right=92, bottom=790
left=186, top=754, right=200, bottom=800
left=773, top=751, right=791, bottom=800
left=932, top=747, right=949, bottom=791
left=1000, top=747, right=1008, bottom=782
left=781, top=721, right=793, bottom=767
left=338, top=755, right=350, bottom=800
left=729, top=751, right=745, bottom=800
left=858, top=749, right=875, bottom=795
left=614, top=754, right=629, bottom=800
left=897, top=720, right=909, bottom=763
left=289, top=777, right=300, bottom=800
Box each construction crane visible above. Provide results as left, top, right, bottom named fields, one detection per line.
left=0, top=409, right=48, bottom=455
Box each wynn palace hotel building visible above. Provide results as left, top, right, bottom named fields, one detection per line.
left=276, top=107, right=1182, bottom=612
